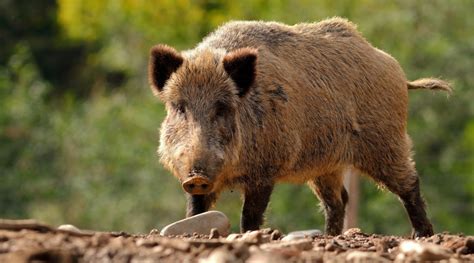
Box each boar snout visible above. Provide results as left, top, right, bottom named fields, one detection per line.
left=182, top=175, right=214, bottom=195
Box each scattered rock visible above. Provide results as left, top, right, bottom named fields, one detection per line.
left=346, top=251, right=390, bottom=263
left=232, top=242, right=251, bottom=259
left=90, top=233, right=110, bottom=247
left=187, top=239, right=227, bottom=249
left=247, top=251, right=287, bottom=263
left=0, top=219, right=53, bottom=232
left=209, top=228, right=220, bottom=239
left=248, top=244, right=261, bottom=253
left=260, top=228, right=274, bottom=235
left=260, top=234, right=272, bottom=243
left=397, top=240, right=451, bottom=261
left=135, top=239, right=158, bottom=247
left=57, top=224, right=82, bottom=234
left=343, top=228, right=364, bottom=236
left=159, top=237, right=191, bottom=251
left=443, top=237, right=466, bottom=252
left=260, top=239, right=313, bottom=251
left=223, top=230, right=271, bottom=244
left=226, top=233, right=242, bottom=241
left=149, top=229, right=160, bottom=235
left=1, top=219, right=472, bottom=262
left=457, top=238, right=474, bottom=255
left=324, top=239, right=345, bottom=252
left=160, top=211, right=230, bottom=237
left=240, top=231, right=262, bottom=243
left=199, top=247, right=237, bottom=263
left=432, top=234, right=443, bottom=244
left=376, top=237, right=398, bottom=253
left=270, top=230, right=282, bottom=240
left=282, top=229, right=322, bottom=241
left=256, top=228, right=280, bottom=241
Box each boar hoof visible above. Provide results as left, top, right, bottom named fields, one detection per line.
left=182, top=176, right=213, bottom=195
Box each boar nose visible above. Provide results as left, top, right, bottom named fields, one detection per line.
left=182, top=175, right=213, bottom=195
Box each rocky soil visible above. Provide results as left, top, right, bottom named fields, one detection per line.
left=0, top=218, right=472, bottom=262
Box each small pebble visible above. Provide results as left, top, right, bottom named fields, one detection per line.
left=226, top=233, right=242, bottom=241
left=209, top=228, right=220, bottom=239
left=200, top=247, right=237, bottom=263
left=343, top=228, right=362, bottom=236
left=282, top=229, right=322, bottom=241
left=459, top=238, right=474, bottom=254
left=149, top=229, right=160, bottom=235
left=260, top=228, right=274, bottom=235
left=398, top=240, right=451, bottom=261
left=246, top=251, right=287, bottom=263
left=260, top=239, right=313, bottom=251
left=432, top=234, right=442, bottom=244
left=240, top=231, right=262, bottom=243
left=57, top=224, right=82, bottom=234
left=324, top=245, right=335, bottom=253
left=324, top=240, right=343, bottom=252
left=270, top=230, right=282, bottom=240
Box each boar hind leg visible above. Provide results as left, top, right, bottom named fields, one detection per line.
left=240, top=184, right=274, bottom=232
left=308, top=171, right=347, bottom=236
left=398, top=176, right=434, bottom=238
left=374, top=170, right=432, bottom=238
left=186, top=193, right=217, bottom=217
left=359, top=154, right=434, bottom=238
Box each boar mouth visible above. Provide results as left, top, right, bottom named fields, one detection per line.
left=182, top=174, right=214, bottom=195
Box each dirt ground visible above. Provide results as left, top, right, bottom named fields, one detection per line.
left=0, top=219, right=472, bottom=262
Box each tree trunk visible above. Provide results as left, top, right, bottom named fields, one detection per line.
left=343, top=169, right=359, bottom=231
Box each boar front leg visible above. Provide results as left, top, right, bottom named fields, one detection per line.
left=308, top=171, right=347, bottom=236
left=186, top=193, right=217, bottom=217
left=240, top=184, right=274, bottom=232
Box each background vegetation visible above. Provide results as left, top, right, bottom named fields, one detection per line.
left=1, top=0, right=472, bottom=235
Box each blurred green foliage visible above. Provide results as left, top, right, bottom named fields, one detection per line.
left=0, top=0, right=472, bottom=235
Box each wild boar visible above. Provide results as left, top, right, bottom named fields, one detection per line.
left=148, top=17, right=451, bottom=237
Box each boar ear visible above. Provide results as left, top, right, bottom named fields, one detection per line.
left=223, top=48, right=258, bottom=97
left=148, top=45, right=184, bottom=95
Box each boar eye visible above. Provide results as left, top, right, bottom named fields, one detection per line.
left=215, top=101, right=230, bottom=118
left=172, top=102, right=186, bottom=115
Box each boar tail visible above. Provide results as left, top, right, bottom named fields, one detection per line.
left=407, top=78, right=452, bottom=93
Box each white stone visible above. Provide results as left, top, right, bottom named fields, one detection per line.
left=57, top=224, right=82, bottom=233
left=282, top=229, right=322, bottom=241
left=160, top=211, right=230, bottom=237
left=399, top=240, right=423, bottom=254
left=398, top=240, right=451, bottom=261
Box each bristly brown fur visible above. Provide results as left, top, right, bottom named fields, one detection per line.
left=149, top=17, right=449, bottom=237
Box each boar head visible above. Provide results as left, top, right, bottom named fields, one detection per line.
left=148, top=45, right=257, bottom=195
